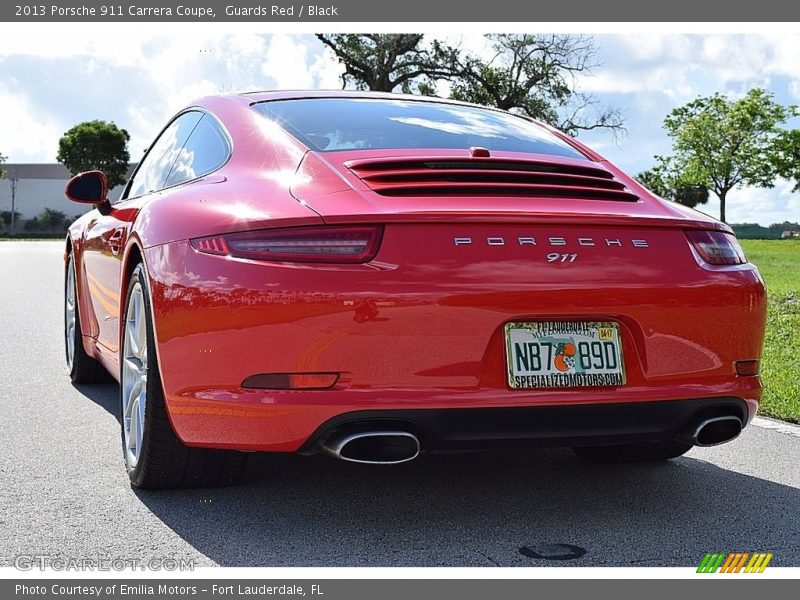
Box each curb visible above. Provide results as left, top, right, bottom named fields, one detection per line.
left=752, top=416, right=800, bottom=438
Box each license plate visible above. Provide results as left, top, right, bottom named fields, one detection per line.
left=505, top=321, right=625, bottom=389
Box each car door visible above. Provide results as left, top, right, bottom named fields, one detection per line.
left=82, top=111, right=204, bottom=356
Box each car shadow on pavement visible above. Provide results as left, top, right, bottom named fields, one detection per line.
left=69, top=378, right=798, bottom=568
left=130, top=446, right=800, bottom=567
left=72, top=382, right=120, bottom=422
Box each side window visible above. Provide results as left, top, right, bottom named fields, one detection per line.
left=163, top=115, right=230, bottom=188
left=126, top=111, right=203, bottom=199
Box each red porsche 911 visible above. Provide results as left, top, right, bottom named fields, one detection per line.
left=64, top=91, right=766, bottom=489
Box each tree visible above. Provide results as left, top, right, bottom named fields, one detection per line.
left=0, top=210, right=21, bottom=230
left=636, top=167, right=709, bottom=208
left=57, top=120, right=130, bottom=189
left=316, top=34, right=444, bottom=93
left=24, top=217, right=40, bottom=232
left=0, top=151, right=6, bottom=180
left=38, top=208, right=67, bottom=234
left=0, top=210, right=22, bottom=224
left=315, top=34, right=623, bottom=138
left=658, top=88, right=797, bottom=223
left=774, top=129, right=800, bottom=192
left=438, top=34, right=624, bottom=137
left=769, top=220, right=800, bottom=234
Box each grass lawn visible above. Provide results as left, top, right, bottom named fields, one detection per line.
left=741, top=240, right=800, bottom=423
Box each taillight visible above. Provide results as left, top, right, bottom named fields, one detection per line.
left=685, top=230, right=747, bottom=266
left=191, top=226, right=383, bottom=263
left=193, top=236, right=228, bottom=255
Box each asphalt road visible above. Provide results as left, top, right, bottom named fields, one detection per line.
left=1, top=240, right=799, bottom=568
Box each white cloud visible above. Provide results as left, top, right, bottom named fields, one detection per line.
left=579, top=67, right=694, bottom=98
left=309, top=46, right=344, bottom=90
left=765, top=34, right=800, bottom=81
left=580, top=34, right=800, bottom=101
left=0, top=92, right=62, bottom=161
left=0, top=31, right=283, bottom=161
left=788, top=80, right=800, bottom=102
left=261, top=34, right=316, bottom=89
left=616, top=34, right=694, bottom=62
left=698, top=36, right=771, bottom=83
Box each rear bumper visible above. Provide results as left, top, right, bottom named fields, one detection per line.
left=143, top=233, right=765, bottom=452
left=298, top=396, right=750, bottom=454
left=163, top=385, right=759, bottom=452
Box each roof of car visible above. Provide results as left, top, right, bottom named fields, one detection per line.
left=232, top=89, right=500, bottom=111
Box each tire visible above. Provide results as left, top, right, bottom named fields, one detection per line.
left=65, top=252, right=112, bottom=383
left=571, top=440, right=692, bottom=464
left=120, top=262, right=248, bottom=489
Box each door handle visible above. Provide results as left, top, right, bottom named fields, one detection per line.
left=109, top=230, right=124, bottom=256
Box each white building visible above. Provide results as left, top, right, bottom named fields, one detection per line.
left=0, top=163, right=132, bottom=234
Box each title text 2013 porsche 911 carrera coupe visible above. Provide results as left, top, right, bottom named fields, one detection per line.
left=63, top=91, right=767, bottom=489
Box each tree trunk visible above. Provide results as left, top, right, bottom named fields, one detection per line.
left=373, top=77, right=393, bottom=92
left=718, top=190, right=727, bottom=223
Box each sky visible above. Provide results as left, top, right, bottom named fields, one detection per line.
left=1, top=29, right=799, bottom=225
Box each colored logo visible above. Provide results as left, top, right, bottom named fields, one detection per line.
left=697, top=552, right=773, bottom=573
left=553, top=342, right=577, bottom=372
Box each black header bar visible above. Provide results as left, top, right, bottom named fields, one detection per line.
left=3, top=0, right=800, bottom=22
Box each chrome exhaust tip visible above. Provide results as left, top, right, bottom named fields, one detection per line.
left=321, top=431, right=420, bottom=464
left=692, top=415, right=743, bottom=447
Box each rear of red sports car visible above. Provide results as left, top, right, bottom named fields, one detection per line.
left=67, top=92, right=766, bottom=487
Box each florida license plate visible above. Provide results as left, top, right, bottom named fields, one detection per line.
left=505, top=321, right=625, bottom=389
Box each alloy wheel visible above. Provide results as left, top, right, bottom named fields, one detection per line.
left=65, top=260, right=77, bottom=369
left=121, top=282, right=148, bottom=469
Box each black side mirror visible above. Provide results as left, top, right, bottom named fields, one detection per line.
left=65, top=171, right=109, bottom=205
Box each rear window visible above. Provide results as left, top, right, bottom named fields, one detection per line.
left=251, top=98, right=586, bottom=159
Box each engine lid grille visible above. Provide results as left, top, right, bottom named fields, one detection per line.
left=345, top=157, right=639, bottom=202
